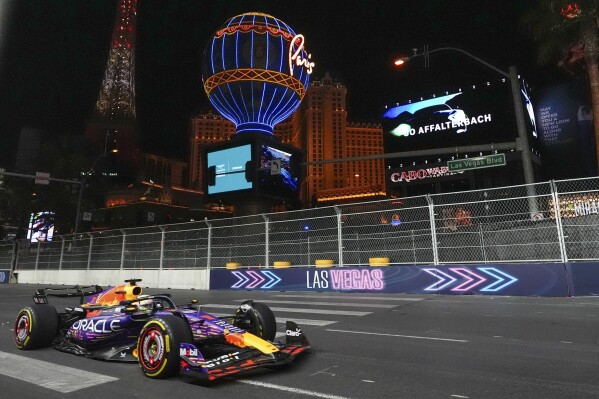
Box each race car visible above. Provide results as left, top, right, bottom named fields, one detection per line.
left=13, top=279, right=309, bottom=381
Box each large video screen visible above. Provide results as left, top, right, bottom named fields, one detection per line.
left=382, top=80, right=516, bottom=153
left=259, top=145, right=299, bottom=197
left=206, top=144, right=253, bottom=195
left=27, top=211, right=55, bottom=243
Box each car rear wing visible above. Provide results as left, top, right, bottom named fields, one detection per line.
left=33, top=285, right=104, bottom=305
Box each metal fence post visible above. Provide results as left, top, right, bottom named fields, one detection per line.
left=119, top=230, right=126, bottom=271
left=86, top=233, right=93, bottom=271
left=334, top=205, right=344, bottom=267
left=159, top=226, right=166, bottom=271
left=35, top=240, right=41, bottom=271
left=425, top=195, right=439, bottom=265
left=261, top=214, right=269, bottom=268
left=204, top=219, right=212, bottom=270
left=550, top=180, right=568, bottom=262
left=58, top=236, right=65, bottom=271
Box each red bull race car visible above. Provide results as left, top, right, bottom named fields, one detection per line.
left=13, top=279, right=309, bottom=381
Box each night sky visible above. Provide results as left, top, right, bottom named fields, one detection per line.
left=0, top=0, right=564, bottom=161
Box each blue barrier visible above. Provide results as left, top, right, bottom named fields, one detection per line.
left=0, top=270, right=10, bottom=284
left=210, top=263, right=574, bottom=296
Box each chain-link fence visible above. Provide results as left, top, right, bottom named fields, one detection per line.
left=2, top=177, right=599, bottom=273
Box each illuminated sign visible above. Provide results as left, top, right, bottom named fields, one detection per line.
left=423, top=267, right=518, bottom=292
left=289, top=34, right=314, bottom=76
left=549, top=193, right=599, bottom=218
left=382, top=80, right=516, bottom=153
left=307, top=269, right=384, bottom=291
left=447, top=153, right=506, bottom=171
left=389, top=165, right=464, bottom=184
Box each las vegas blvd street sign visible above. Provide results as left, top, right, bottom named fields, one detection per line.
left=447, top=153, right=506, bottom=172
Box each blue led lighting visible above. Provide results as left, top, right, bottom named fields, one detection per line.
left=203, top=12, right=311, bottom=135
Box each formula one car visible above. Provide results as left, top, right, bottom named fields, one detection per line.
left=14, top=279, right=309, bottom=381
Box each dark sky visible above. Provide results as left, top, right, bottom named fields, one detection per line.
left=0, top=0, right=564, bottom=160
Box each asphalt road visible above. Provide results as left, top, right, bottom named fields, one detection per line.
left=0, top=284, right=598, bottom=398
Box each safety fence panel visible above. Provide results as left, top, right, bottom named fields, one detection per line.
left=122, top=227, right=162, bottom=270
left=0, top=241, right=14, bottom=270
left=339, top=196, right=434, bottom=266
left=163, top=222, right=209, bottom=269
left=430, top=182, right=561, bottom=263
left=209, top=215, right=266, bottom=268
left=268, top=207, right=338, bottom=268
left=6, top=177, right=599, bottom=274
left=553, top=177, right=599, bottom=261
left=59, top=236, right=92, bottom=270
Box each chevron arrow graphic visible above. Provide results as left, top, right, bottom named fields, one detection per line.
left=261, top=270, right=282, bottom=289
left=231, top=271, right=250, bottom=289
left=478, top=267, right=518, bottom=292
left=246, top=270, right=266, bottom=289
left=449, top=267, right=487, bottom=292
left=422, top=268, right=457, bottom=291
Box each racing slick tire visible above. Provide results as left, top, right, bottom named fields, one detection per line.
left=14, top=304, right=58, bottom=350
left=234, top=301, right=277, bottom=342
left=137, top=315, right=192, bottom=379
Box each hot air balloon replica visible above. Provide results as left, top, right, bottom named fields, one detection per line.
left=202, top=12, right=314, bottom=214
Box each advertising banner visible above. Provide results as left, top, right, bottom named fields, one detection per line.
left=0, top=270, right=10, bottom=284
left=566, top=262, right=599, bottom=296
left=382, top=80, right=516, bottom=153
left=535, top=81, right=596, bottom=178
left=210, top=263, right=569, bottom=297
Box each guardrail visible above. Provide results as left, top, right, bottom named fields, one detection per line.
left=2, top=177, right=599, bottom=274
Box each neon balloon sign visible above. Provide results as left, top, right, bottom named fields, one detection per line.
left=289, top=34, right=315, bottom=76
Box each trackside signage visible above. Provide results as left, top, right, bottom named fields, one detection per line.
left=210, top=263, right=570, bottom=296
left=447, top=153, right=506, bottom=172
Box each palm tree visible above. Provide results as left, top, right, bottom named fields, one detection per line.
left=524, top=1, right=599, bottom=174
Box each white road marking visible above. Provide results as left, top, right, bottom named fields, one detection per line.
left=208, top=313, right=336, bottom=326
left=202, top=304, right=371, bottom=316
left=274, top=294, right=424, bottom=302
left=0, top=351, right=118, bottom=393
left=236, top=299, right=396, bottom=308
left=238, top=379, right=353, bottom=399
left=326, top=328, right=469, bottom=343
left=451, top=395, right=469, bottom=398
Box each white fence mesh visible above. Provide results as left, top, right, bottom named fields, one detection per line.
left=3, top=177, right=599, bottom=272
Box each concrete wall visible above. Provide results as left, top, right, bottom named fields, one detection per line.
left=15, top=269, right=209, bottom=290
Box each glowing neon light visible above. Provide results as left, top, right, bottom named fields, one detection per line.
left=449, top=268, right=487, bottom=292
left=329, top=269, right=384, bottom=290
left=422, top=268, right=457, bottom=291
left=261, top=270, right=282, bottom=289
left=231, top=271, right=250, bottom=289
left=245, top=270, right=266, bottom=289
left=478, top=268, right=518, bottom=292
left=289, top=34, right=314, bottom=76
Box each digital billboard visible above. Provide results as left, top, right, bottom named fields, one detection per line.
left=382, top=80, right=516, bottom=153
left=206, top=144, right=253, bottom=195
left=27, top=211, right=55, bottom=243
left=259, top=145, right=299, bottom=197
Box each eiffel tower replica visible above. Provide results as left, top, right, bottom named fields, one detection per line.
left=84, top=0, right=140, bottom=177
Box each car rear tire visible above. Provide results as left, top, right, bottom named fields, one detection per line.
left=234, top=301, right=277, bottom=342
left=137, top=315, right=192, bottom=379
left=14, top=305, right=58, bottom=350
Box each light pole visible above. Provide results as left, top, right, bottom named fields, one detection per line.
left=394, top=46, right=538, bottom=215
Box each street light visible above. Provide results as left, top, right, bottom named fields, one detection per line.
left=394, top=46, right=538, bottom=215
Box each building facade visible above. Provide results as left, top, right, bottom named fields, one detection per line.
left=189, top=72, right=385, bottom=207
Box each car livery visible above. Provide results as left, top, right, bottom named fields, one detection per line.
left=14, top=279, right=309, bottom=381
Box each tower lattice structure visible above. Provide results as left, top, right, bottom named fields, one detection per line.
left=94, top=0, right=137, bottom=120
left=85, top=0, right=139, bottom=170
